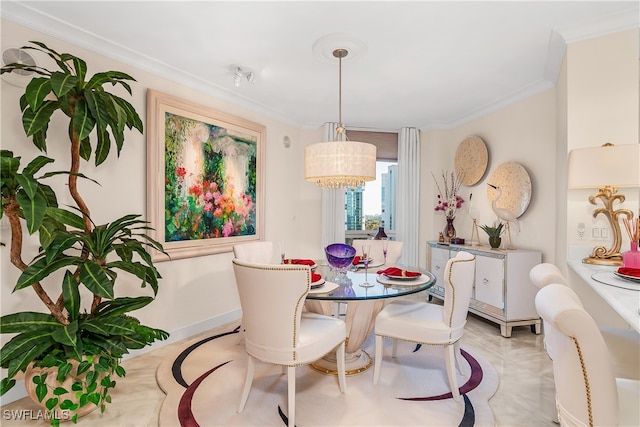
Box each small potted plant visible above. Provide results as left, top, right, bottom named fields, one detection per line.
left=480, top=222, right=505, bottom=249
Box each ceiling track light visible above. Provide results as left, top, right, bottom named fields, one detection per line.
left=233, top=66, right=255, bottom=87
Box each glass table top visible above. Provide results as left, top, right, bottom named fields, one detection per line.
left=306, top=263, right=436, bottom=301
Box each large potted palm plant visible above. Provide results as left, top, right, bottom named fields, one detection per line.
left=0, top=41, right=168, bottom=425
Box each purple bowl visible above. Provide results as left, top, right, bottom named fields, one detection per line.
left=325, top=243, right=356, bottom=271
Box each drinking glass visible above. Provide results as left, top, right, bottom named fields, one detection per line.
left=279, top=241, right=286, bottom=264
left=382, top=239, right=388, bottom=264
left=360, top=244, right=373, bottom=287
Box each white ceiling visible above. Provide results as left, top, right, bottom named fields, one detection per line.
left=1, top=1, right=638, bottom=131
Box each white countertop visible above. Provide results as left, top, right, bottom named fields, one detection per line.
left=567, top=259, right=640, bottom=333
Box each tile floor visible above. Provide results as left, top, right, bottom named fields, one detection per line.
left=1, top=295, right=556, bottom=427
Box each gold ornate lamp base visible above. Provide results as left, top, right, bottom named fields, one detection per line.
left=583, top=185, right=633, bottom=266
left=583, top=254, right=623, bottom=266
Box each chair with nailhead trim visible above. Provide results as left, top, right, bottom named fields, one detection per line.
left=232, top=259, right=347, bottom=427
left=372, top=251, right=475, bottom=401
left=535, top=284, right=640, bottom=427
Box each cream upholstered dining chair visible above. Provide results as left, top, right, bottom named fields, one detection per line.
left=351, top=239, right=403, bottom=265
left=232, top=259, right=347, bottom=427
left=529, top=263, right=639, bottom=380
left=373, top=251, right=475, bottom=401
left=233, top=241, right=274, bottom=263
left=535, top=284, right=640, bottom=427
left=232, top=241, right=275, bottom=344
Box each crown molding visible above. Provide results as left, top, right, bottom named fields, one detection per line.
left=0, top=1, right=303, bottom=129
left=423, top=6, right=638, bottom=131
left=554, top=6, right=639, bottom=44
left=2, top=1, right=637, bottom=133
left=420, top=79, right=555, bottom=131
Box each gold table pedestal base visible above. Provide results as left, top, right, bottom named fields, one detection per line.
left=310, top=349, right=372, bottom=376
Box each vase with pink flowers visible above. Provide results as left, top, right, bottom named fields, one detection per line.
left=432, top=171, right=465, bottom=242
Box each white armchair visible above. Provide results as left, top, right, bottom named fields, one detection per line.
left=529, top=263, right=639, bottom=380
left=535, top=284, right=640, bottom=426
left=372, top=251, right=476, bottom=401
left=232, top=241, right=274, bottom=263
left=232, top=259, right=347, bottom=427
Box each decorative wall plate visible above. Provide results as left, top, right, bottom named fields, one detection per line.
left=487, top=162, right=532, bottom=218
left=454, top=136, right=488, bottom=186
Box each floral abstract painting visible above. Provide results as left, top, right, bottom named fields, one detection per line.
left=147, top=90, right=265, bottom=261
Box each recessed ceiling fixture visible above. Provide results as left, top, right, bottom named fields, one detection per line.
left=1, top=47, right=39, bottom=87
left=233, top=66, right=255, bottom=86
left=304, top=48, right=376, bottom=190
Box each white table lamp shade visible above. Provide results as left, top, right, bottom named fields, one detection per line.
left=568, top=144, right=640, bottom=189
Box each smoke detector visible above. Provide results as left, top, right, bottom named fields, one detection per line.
left=2, top=47, right=39, bottom=87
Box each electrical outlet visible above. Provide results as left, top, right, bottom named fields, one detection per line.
left=591, top=227, right=600, bottom=239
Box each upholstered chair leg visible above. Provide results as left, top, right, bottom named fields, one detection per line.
left=237, top=326, right=245, bottom=345
left=373, top=334, right=384, bottom=384
left=445, top=344, right=461, bottom=401
left=336, top=341, right=347, bottom=393
left=287, top=366, right=296, bottom=427
left=238, top=355, right=255, bottom=412
left=391, top=338, right=398, bottom=358
left=453, top=341, right=467, bottom=375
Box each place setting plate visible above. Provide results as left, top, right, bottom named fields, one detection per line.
left=382, top=273, right=419, bottom=281
left=283, top=259, right=318, bottom=270
left=308, top=279, right=340, bottom=294
left=591, top=271, right=640, bottom=291
left=310, top=276, right=326, bottom=289
left=354, top=258, right=384, bottom=268
left=613, top=271, right=640, bottom=283
left=376, top=273, right=429, bottom=286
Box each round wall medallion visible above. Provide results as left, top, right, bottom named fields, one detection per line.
left=454, top=136, right=488, bottom=186
left=486, top=162, right=532, bottom=218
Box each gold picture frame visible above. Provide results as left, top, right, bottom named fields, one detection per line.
left=146, top=90, right=265, bottom=261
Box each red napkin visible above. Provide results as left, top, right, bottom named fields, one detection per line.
left=284, top=259, right=315, bottom=266
left=376, top=267, right=421, bottom=277
left=352, top=256, right=361, bottom=265
left=617, top=267, right=640, bottom=277
left=311, top=272, right=322, bottom=283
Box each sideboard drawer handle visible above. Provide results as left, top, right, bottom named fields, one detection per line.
left=483, top=278, right=489, bottom=284
left=435, top=265, right=440, bottom=270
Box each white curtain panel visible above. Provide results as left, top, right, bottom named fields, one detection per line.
left=321, top=122, right=346, bottom=247
left=396, top=127, right=420, bottom=266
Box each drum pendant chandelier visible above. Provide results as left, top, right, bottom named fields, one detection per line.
left=304, top=48, right=376, bottom=190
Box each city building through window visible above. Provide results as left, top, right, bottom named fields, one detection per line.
left=344, top=131, right=398, bottom=238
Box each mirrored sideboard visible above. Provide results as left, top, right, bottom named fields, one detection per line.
left=427, top=242, right=542, bottom=337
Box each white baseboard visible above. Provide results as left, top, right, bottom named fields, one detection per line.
left=0, top=385, right=27, bottom=407
left=0, top=309, right=242, bottom=406
left=123, top=309, right=242, bottom=359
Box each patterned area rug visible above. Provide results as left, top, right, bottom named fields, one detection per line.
left=157, top=321, right=498, bottom=426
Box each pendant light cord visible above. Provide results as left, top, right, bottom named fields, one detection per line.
left=333, top=48, right=348, bottom=140
left=338, top=52, right=342, bottom=131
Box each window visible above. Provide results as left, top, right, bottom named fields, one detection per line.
left=344, top=131, right=398, bottom=237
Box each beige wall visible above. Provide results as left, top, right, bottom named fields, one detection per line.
left=564, top=28, right=639, bottom=329
left=419, top=89, right=558, bottom=267
left=0, top=19, right=324, bottom=355
left=565, top=29, right=640, bottom=248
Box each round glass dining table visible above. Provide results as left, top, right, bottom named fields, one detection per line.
left=305, top=263, right=435, bottom=375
